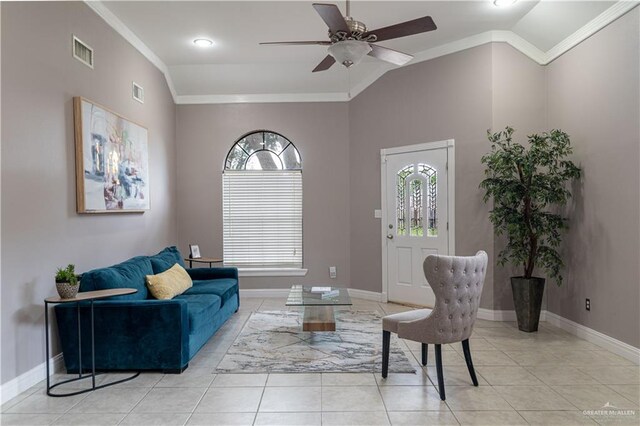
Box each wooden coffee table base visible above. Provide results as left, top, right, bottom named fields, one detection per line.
left=303, top=306, right=336, bottom=332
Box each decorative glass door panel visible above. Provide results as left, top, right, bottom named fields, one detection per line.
left=396, top=164, right=438, bottom=239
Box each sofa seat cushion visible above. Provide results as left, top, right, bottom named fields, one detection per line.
left=79, top=256, right=152, bottom=300
left=183, top=279, right=238, bottom=306
left=150, top=246, right=187, bottom=274
left=174, top=294, right=221, bottom=332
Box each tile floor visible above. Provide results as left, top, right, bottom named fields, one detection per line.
left=1, top=297, right=639, bottom=425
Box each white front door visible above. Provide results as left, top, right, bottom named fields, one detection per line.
left=383, top=144, right=451, bottom=307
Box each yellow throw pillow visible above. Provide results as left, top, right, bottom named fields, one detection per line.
left=146, top=263, right=193, bottom=300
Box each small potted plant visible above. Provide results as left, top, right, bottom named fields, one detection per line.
left=480, top=127, right=581, bottom=332
left=55, top=264, right=80, bottom=299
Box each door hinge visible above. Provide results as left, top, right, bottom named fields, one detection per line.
left=446, top=162, right=448, bottom=171
left=447, top=222, right=449, bottom=230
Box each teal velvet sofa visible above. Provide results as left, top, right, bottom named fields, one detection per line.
left=54, top=246, right=239, bottom=373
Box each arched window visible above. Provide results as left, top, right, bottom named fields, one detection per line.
left=223, top=131, right=303, bottom=269
left=225, top=131, right=301, bottom=171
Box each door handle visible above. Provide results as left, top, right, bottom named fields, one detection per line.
left=387, top=234, right=394, bottom=240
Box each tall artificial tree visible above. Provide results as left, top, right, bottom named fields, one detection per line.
left=480, top=127, right=581, bottom=284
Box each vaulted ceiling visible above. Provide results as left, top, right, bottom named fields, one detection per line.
left=96, top=1, right=633, bottom=102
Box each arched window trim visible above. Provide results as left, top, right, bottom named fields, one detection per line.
left=224, top=130, right=302, bottom=171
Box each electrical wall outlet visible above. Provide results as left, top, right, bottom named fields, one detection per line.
left=329, top=266, right=337, bottom=279
left=586, top=298, right=591, bottom=311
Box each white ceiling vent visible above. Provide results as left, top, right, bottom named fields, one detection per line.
left=132, top=82, right=144, bottom=104
left=72, top=35, right=93, bottom=69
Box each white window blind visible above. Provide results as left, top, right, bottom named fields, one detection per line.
left=223, top=170, right=302, bottom=268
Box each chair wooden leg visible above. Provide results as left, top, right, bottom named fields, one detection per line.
left=421, top=343, right=428, bottom=366
left=435, top=344, right=446, bottom=400
left=461, top=339, right=479, bottom=386
left=382, top=330, right=390, bottom=378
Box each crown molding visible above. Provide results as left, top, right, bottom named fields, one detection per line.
left=84, top=1, right=177, bottom=102
left=85, top=0, right=637, bottom=105
left=492, top=30, right=548, bottom=64
left=176, top=92, right=349, bottom=105
left=544, top=0, right=639, bottom=64
left=349, top=30, right=547, bottom=99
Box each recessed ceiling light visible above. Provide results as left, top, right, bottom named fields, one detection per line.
left=493, top=0, right=517, bottom=7
left=193, top=38, right=214, bottom=47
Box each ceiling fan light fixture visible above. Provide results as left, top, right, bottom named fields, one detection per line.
left=493, top=0, right=517, bottom=7
left=328, top=40, right=372, bottom=68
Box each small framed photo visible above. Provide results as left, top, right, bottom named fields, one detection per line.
left=189, top=244, right=201, bottom=259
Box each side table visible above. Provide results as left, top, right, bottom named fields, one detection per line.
left=44, top=288, right=140, bottom=397
left=184, top=257, right=223, bottom=268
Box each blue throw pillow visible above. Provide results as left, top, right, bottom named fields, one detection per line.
left=149, top=246, right=186, bottom=274
left=79, top=256, right=152, bottom=300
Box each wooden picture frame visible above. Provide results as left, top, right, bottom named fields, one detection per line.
left=74, top=97, right=150, bottom=213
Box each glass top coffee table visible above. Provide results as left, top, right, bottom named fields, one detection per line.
left=286, top=285, right=352, bottom=332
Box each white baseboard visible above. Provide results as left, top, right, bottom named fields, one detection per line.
left=544, top=311, right=640, bottom=364
left=477, top=308, right=519, bottom=321
left=0, top=353, right=64, bottom=405
left=239, top=288, right=291, bottom=298
left=348, top=289, right=385, bottom=302
left=478, top=308, right=550, bottom=322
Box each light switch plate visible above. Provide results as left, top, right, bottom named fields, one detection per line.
left=329, top=266, right=337, bottom=279
left=374, top=209, right=382, bottom=219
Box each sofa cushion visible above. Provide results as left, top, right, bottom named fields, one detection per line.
left=146, top=263, right=193, bottom=300
left=150, top=246, right=186, bottom=274
left=183, top=279, right=238, bottom=306
left=174, top=294, right=221, bottom=332
left=79, top=256, right=152, bottom=300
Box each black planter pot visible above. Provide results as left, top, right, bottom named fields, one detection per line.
left=511, top=277, right=545, bottom=332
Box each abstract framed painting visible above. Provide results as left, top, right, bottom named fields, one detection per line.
left=73, top=97, right=150, bottom=213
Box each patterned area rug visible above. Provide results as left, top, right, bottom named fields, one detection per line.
left=216, top=310, right=416, bottom=373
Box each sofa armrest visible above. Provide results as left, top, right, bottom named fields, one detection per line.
left=187, top=267, right=238, bottom=281
left=54, top=299, right=189, bottom=372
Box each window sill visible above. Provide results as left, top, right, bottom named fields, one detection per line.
left=237, top=268, right=308, bottom=277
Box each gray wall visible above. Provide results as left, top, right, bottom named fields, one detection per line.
left=1, top=2, right=177, bottom=385
left=175, top=103, right=350, bottom=289
left=348, top=44, right=496, bottom=309
left=546, top=8, right=640, bottom=347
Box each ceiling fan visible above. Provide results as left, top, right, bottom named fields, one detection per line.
left=260, top=0, right=437, bottom=72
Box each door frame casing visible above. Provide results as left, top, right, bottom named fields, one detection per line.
left=380, top=139, right=456, bottom=304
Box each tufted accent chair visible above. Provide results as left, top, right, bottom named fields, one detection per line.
left=381, top=251, right=488, bottom=400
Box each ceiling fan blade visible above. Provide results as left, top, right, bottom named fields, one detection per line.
left=364, top=16, right=437, bottom=42
left=260, top=41, right=332, bottom=46
left=312, top=55, right=336, bottom=72
left=368, top=44, right=413, bottom=66
left=312, top=3, right=350, bottom=34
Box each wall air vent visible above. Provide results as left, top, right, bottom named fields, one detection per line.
left=132, top=82, right=144, bottom=104
left=72, top=35, right=93, bottom=69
